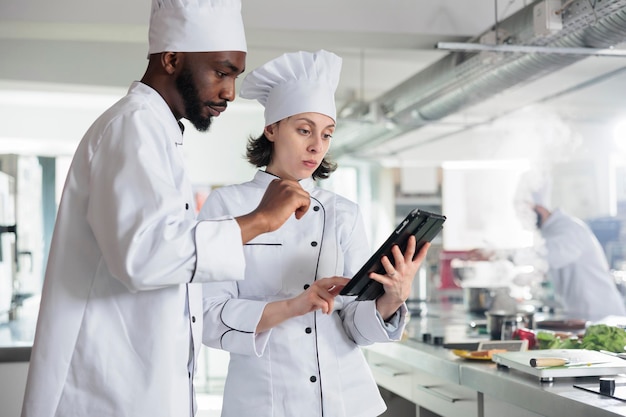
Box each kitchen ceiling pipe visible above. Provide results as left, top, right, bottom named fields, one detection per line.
left=333, top=0, right=626, bottom=157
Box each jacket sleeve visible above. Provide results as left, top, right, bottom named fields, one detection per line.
left=201, top=281, right=271, bottom=356
left=543, top=217, right=586, bottom=270
left=86, top=109, right=245, bottom=291
left=199, top=189, right=271, bottom=356
left=339, top=299, right=407, bottom=345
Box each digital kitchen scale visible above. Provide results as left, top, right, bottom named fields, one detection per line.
left=443, top=339, right=528, bottom=352
left=478, top=340, right=528, bottom=351
left=492, top=350, right=626, bottom=382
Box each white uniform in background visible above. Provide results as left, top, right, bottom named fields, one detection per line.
left=21, top=82, right=246, bottom=417
left=200, top=170, right=407, bottom=417
left=541, top=208, right=626, bottom=321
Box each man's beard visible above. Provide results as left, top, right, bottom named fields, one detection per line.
left=175, top=67, right=212, bottom=132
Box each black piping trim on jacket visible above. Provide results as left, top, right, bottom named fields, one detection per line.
left=310, top=195, right=326, bottom=417
left=218, top=299, right=254, bottom=349
left=185, top=283, right=197, bottom=414
left=191, top=218, right=240, bottom=283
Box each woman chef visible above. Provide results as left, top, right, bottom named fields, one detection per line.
left=199, top=50, right=430, bottom=417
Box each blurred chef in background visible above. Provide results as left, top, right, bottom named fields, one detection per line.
left=516, top=171, right=626, bottom=321
left=471, top=172, right=626, bottom=322
left=531, top=183, right=626, bottom=322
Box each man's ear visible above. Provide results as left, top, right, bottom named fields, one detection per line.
left=161, top=52, right=181, bottom=75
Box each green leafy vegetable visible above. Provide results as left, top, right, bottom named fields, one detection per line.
left=536, top=324, right=626, bottom=352
left=580, top=325, right=626, bottom=353
left=536, top=330, right=559, bottom=350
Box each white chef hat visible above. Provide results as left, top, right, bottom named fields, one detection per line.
left=531, top=178, right=552, bottom=209
left=148, top=0, right=247, bottom=55
left=240, top=50, right=342, bottom=126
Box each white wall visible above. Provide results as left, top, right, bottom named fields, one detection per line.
left=180, top=101, right=263, bottom=188
left=392, top=107, right=620, bottom=220
left=0, top=77, right=621, bottom=222
left=2, top=82, right=619, bottom=241
left=0, top=86, right=266, bottom=196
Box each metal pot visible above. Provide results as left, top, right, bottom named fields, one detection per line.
left=486, top=309, right=535, bottom=340
left=462, top=286, right=509, bottom=313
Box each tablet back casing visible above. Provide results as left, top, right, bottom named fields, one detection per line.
left=339, top=209, right=446, bottom=301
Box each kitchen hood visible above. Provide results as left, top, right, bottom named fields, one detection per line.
left=332, top=0, right=626, bottom=158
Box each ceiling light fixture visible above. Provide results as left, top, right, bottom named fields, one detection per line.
left=436, top=42, right=626, bottom=58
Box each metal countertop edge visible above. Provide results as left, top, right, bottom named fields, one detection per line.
left=0, top=346, right=31, bottom=363
left=459, top=361, right=624, bottom=417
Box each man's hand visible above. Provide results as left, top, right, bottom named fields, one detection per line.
left=236, top=179, right=311, bottom=243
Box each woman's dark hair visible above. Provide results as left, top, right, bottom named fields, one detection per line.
left=246, top=125, right=338, bottom=180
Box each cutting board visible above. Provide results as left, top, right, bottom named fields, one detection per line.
left=492, top=349, right=626, bottom=381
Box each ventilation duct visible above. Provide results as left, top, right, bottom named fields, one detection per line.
left=333, top=0, right=626, bottom=157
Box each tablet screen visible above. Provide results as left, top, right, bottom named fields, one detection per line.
left=339, top=208, right=446, bottom=301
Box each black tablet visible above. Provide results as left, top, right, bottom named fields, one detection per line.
left=340, top=208, right=446, bottom=301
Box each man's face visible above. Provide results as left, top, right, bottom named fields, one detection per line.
left=514, top=201, right=540, bottom=231
left=175, top=66, right=211, bottom=131
left=534, top=207, right=543, bottom=229
left=174, top=51, right=246, bottom=132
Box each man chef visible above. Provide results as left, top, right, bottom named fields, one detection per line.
left=20, top=1, right=310, bottom=417
left=531, top=186, right=626, bottom=322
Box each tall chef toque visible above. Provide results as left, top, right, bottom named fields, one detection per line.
left=240, top=50, right=342, bottom=126
left=148, top=0, right=247, bottom=54
left=531, top=176, right=552, bottom=209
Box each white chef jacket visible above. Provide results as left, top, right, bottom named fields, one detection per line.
left=21, top=82, right=246, bottom=417
left=541, top=208, right=626, bottom=321
left=199, top=170, right=407, bottom=417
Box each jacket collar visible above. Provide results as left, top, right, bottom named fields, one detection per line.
left=542, top=207, right=563, bottom=229
left=129, top=81, right=184, bottom=142
left=252, top=170, right=315, bottom=193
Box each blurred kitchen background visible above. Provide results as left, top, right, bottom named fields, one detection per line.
left=2, top=0, right=626, bottom=415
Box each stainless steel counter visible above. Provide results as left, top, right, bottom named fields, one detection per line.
left=367, top=338, right=464, bottom=384
left=0, top=297, right=38, bottom=362
left=0, top=346, right=30, bottom=362
left=461, top=361, right=626, bottom=417
left=5, top=296, right=626, bottom=416
left=364, top=300, right=626, bottom=417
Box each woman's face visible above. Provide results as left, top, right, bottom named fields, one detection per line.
left=264, top=112, right=335, bottom=180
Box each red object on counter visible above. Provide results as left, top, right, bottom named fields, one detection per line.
left=513, top=328, right=537, bottom=350
left=438, top=250, right=469, bottom=289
